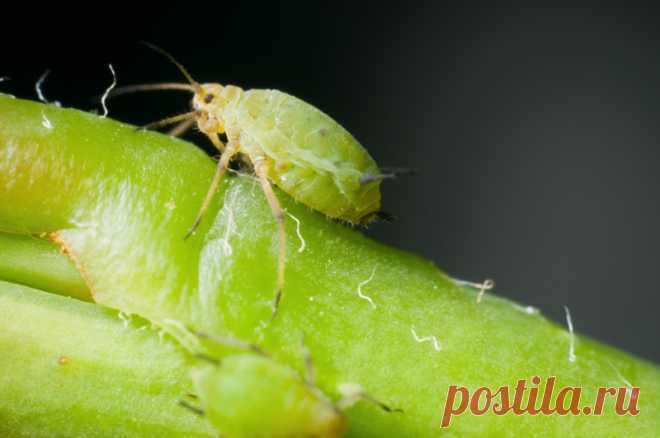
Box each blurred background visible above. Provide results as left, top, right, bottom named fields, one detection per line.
left=3, top=5, right=659, bottom=362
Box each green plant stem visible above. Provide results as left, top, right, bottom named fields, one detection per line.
left=1, top=94, right=659, bottom=436
left=0, top=232, right=90, bottom=301
left=0, top=279, right=215, bottom=438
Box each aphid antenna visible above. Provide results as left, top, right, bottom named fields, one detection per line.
left=105, top=42, right=201, bottom=99
left=140, top=41, right=201, bottom=91
left=195, top=353, right=222, bottom=367
left=108, top=82, right=196, bottom=99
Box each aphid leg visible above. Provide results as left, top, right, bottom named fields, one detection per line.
left=253, top=158, right=286, bottom=319
left=167, top=118, right=195, bottom=137
left=192, top=330, right=266, bottom=356
left=300, top=333, right=317, bottom=386
left=185, top=138, right=238, bottom=239
left=178, top=399, right=205, bottom=416
left=139, top=111, right=197, bottom=131
left=358, top=210, right=396, bottom=224
left=336, top=383, right=403, bottom=413
left=205, top=129, right=226, bottom=153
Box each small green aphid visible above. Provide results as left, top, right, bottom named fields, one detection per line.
left=181, top=334, right=398, bottom=437
left=114, top=43, right=387, bottom=316
left=190, top=354, right=345, bottom=438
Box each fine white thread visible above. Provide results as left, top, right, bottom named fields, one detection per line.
left=100, top=64, right=117, bottom=118
left=564, top=305, right=577, bottom=363
left=41, top=112, right=53, bottom=130
left=35, top=69, right=61, bottom=106
left=411, top=325, right=441, bottom=351
left=286, top=211, right=306, bottom=253
left=356, top=268, right=377, bottom=309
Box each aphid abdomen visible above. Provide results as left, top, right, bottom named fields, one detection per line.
left=235, top=90, right=381, bottom=223
left=277, top=165, right=349, bottom=217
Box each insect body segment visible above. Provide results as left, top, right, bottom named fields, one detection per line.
left=236, top=89, right=382, bottom=224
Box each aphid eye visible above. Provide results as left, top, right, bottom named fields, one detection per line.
left=204, top=94, right=214, bottom=104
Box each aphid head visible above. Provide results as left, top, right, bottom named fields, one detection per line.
left=192, top=83, right=225, bottom=112
left=193, top=84, right=241, bottom=114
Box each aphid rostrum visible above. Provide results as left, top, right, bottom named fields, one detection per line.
left=113, top=44, right=387, bottom=316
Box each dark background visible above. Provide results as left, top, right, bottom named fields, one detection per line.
left=3, top=5, right=659, bottom=362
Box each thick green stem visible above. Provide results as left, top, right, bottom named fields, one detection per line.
left=0, top=232, right=90, bottom=301
left=1, top=94, right=658, bottom=436
left=0, top=280, right=215, bottom=438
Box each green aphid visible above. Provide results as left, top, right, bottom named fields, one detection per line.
left=113, top=43, right=387, bottom=317
left=191, top=354, right=345, bottom=438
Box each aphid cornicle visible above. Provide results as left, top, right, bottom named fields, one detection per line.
left=113, top=43, right=384, bottom=316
